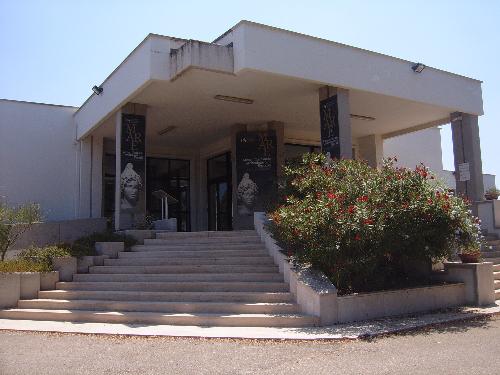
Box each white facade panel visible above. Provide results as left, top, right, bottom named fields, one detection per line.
left=0, top=100, right=78, bottom=221
left=235, top=22, right=483, bottom=115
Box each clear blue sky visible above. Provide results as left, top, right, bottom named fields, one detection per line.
left=1, top=1, right=498, bottom=179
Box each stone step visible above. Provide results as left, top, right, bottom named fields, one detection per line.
left=17, top=299, right=299, bottom=314
left=73, top=273, right=283, bottom=283
left=494, top=264, right=500, bottom=272
left=481, top=251, right=500, bottom=258
left=38, top=290, right=294, bottom=303
left=495, top=280, right=500, bottom=288
left=0, top=309, right=318, bottom=327
left=131, top=243, right=265, bottom=251
left=89, top=264, right=279, bottom=274
left=487, top=239, right=500, bottom=246
left=494, top=272, right=500, bottom=281
left=103, top=256, right=274, bottom=267
left=56, top=281, right=289, bottom=293
left=121, top=249, right=268, bottom=258
left=483, top=257, right=500, bottom=265
left=155, top=230, right=258, bottom=240
left=496, top=290, right=500, bottom=300
left=144, top=237, right=262, bottom=246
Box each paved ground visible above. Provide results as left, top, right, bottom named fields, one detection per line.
left=1, top=316, right=499, bottom=375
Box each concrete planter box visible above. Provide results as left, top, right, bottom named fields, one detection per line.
left=40, top=271, right=59, bottom=290
left=52, top=256, right=77, bottom=282
left=337, top=283, right=465, bottom=323
left=77, top=256, right=95, bottom=273
left=121, top=230, right=155, bottom=244
left=254, top=212, right=490, bottom=326
left=18, top=272, right=41, bottom=299
left=92, top=255, right=108, bottom=266
left=95, top=242, right=124, bottom=258
left=0, top=273, right=21, bottom=308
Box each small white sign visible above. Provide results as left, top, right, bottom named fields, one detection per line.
left=458, top=163, right=470, bottom=182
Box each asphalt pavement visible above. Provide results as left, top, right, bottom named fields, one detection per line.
left=1, top=316, right=499, bottom=375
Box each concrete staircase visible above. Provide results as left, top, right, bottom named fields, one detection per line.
left=0, top=230, right=318, bottom=327
left=482, top=233, right=500, bottom=301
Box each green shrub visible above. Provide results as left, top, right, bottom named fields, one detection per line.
left=70, top=231, right=138, bottom=257
left=0, top=202, right=42, bottom=261
left=0, top=259, right=52, bottom=273
left=268, top=153, right=483, bottom=295
left=18, top=245, right=71, bottom=270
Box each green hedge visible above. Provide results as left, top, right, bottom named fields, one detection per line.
left=268, top=153, right=483, bottom=295
left=0, top=258, right=53, bottom=273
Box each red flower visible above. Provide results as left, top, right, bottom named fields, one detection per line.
left=416, top=166, right=428, bottom=178
left=327, top=192, right=337, bottom=200
left=363, top=218, right=374, bottom=225
left=357, top=195, right=369, bottom=202
left=348, top=205, right=356, bottom=214
left=427, top=198, right=433, bottom=205
left=316, top=192, right=322, bottom=199
left=354, top=233, right=361, bottom=241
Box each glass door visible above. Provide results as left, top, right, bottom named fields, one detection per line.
left=207, top=153, right=232, bottom=231
left=146, top=157, right=191, bottom=231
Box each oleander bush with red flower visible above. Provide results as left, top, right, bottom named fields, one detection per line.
left=268, top=153, right=483, bottom=295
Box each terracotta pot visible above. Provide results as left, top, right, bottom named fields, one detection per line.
left=458, top=253, right=481, bottom=263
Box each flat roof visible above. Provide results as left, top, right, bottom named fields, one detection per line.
left=0, top=98, right=78, bottom=109
left=214, top=20, right=482, bottom=84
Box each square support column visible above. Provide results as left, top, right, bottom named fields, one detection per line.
left=77, top=136, right=92, bottom=218
left=451, top=112, right=484, bottom=203
left=357, top=134, right=383, bottom=168
left=319, top=86, right=352, bottom=159
left=91, top=135, right=103, bottom=218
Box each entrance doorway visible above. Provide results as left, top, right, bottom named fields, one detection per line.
left=146, top=157, right=191, bottom=232
left=207, top=152, right=232, bottom=231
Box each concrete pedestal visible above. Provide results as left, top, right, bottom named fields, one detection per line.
left=0, top=273, right=20, bottom=308
left=442, top=262, right=495, bottom=306
left=19, top=272, right=40, bottom=299
left=40, top=271, right=59, bottom=291
left=52, top=257, right=77, bottom=282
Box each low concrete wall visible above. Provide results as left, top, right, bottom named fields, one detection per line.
left=254, top=212, right=338, bottom=325
left=337, top=283, right=465, bottom=323
left=6, top=218, right=107, bottom=259
left=254, top=212, right=493, bottom=325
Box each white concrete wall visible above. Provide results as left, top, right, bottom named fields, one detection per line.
left=383, top=127, right=446, bottom=178
left=384, top=127, right=495, bottom=193
left=0, top=100, right=78, bottom=221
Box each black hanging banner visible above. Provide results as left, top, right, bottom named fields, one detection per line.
left=120, top=114, right=146, bottom=228
left=319, top=95, right=340, bottom=159
left=235, top=130, right=277, bottom=216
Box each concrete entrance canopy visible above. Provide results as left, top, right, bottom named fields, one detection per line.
left=74, top=20, right=483, bottom=142
left=72, top=20, right=484, bottom=230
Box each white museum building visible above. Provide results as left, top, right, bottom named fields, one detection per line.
left=0, top=20, right=494, bottom=233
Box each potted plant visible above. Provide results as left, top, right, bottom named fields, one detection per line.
left=458, top=247, right=482, bottom=263
left=485, top=186, right=500, bottom=200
